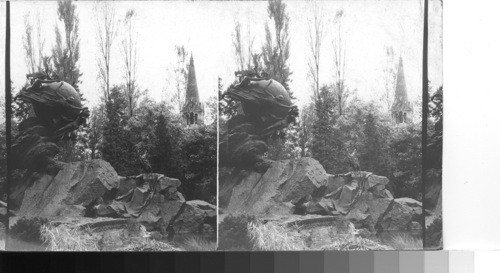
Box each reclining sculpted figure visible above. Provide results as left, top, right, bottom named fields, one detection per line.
left=12, top=73, right=89, bottom=173
left=220, top=71, right=298, bottom=172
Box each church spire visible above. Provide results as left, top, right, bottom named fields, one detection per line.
left=185, top=54, right=200, bottom=103
left=182, top=54, right=204, bottom=127
left=391, top=56, right=412, bottom=124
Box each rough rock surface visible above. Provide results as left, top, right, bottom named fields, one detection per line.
left=377, top=198, right=423, bottom=231
left=168, top=200, right=217, bottom=234
left=18, top=160, right=119, bottom=218
left=221, top=157, right=422, bottom=233
left=220, top=157, right=328, bottom=216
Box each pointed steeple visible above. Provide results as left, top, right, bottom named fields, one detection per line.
left=391, top=56, right=412, bottom=124
left=185, top=54, right=200, bottom=103
left=182, top=54, right=204, bottom=127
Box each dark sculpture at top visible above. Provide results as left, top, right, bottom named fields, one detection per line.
left=12, top=73, right=89, bottom=173
left=220, top=71, right=298, bottom=172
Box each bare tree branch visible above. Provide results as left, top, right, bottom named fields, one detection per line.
left=332, top=9, right=349, bottom=116
left=94, top=1, right=117, bottom=101
left=121, top=9, right=140, bottom=117
left=306, top=0, right=324, bottom=101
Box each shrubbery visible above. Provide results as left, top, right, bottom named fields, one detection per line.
left=218, top=214, right=256, bottom=250
left=10, top=217, right=49, bottom=242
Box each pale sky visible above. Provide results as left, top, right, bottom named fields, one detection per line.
left=2, top=0, right=442, bottom=114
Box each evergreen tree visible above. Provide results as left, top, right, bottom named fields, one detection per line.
left=297, top=102, right=314, bottom=158
left=180, top=126, right=217, bottom=203
left=148, top=112, right=182, bottom=179
left=311, top=85, right=355, bottom=173
left=86, top=104, right=105, bottom=159
left=358, top=111, right=387, bottom=175
left=150, top=113, right=169, bottom=173
left=311, top=85, right=337, bottom=172
left=390, top=123, right=422, bottom=200
left=101, top=86, right=129, bottom=175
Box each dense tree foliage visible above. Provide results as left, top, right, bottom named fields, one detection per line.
left=389, top=123, right=422, bottom=199
left=99, top=86, right=216, bottom=203
left=180, top=126, right=217, bottom=203
left=306, top=84, right=423, bottom=200
left=101, top=86, right=133, bottom=174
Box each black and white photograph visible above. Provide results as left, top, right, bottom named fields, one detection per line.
left=0, top=0, right=443, bottom=253
left=9, top=0, right=500, bottom=271
left=4, top=1, right=217, bottom=251
left=218, top=0, right=442, bottom=251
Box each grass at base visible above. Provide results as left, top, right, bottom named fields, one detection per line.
left=180, top=236, right=218, bottom=251
left=41, top=224, right=99, bottom=251
left=248, top=221, right=307, bottom=250
left=321, top=237, right=392, bottom=250
left=384, top=232, right=423, bottom=250
left=246, top=220, right=424, bottom=251
left=40, top=223, right=184, bottom=251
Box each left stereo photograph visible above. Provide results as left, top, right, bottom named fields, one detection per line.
left=1, top=1, right=217, bottom=251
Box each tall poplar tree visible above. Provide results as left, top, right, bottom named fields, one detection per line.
left=52, top=0, right=82, bottom=96
left=262, top=0, right=292, bottom=93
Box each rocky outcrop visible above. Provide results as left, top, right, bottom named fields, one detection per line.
left=220, top=157, right=328, bottom=216
left=18, top=159, right=119, bottom=218
left=221, top=157, right=422, bottom=233
left=15, top=159, right=215, bottom=238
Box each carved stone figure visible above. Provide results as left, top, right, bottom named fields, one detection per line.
left=220, top=72, right=298, bottom=171
left=12, top=74, right=89, bottom=173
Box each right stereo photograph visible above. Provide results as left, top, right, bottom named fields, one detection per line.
left=218, top=0, right=442, bottom=251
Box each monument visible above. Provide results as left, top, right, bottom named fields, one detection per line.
left=220, top=71, right=298, bottom=171
left=12, top=74, right=89, bottom=173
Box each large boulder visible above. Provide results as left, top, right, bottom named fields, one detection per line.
left=95, top=173, right=184, bottom=218
left=221, top=158, right=328, bottom=216
left=306, top=172, right=392, bottom=218
left=345, top=191, right=393, bottom=230
left=168, top=200, right=217, bottom=234
left=324, top=174, right=348, bottom=195
left=377, top=198, right=423, bottom=231
left=18, top=160, right=120, bottom=218
left=332, top=173, right=420, bottom=232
